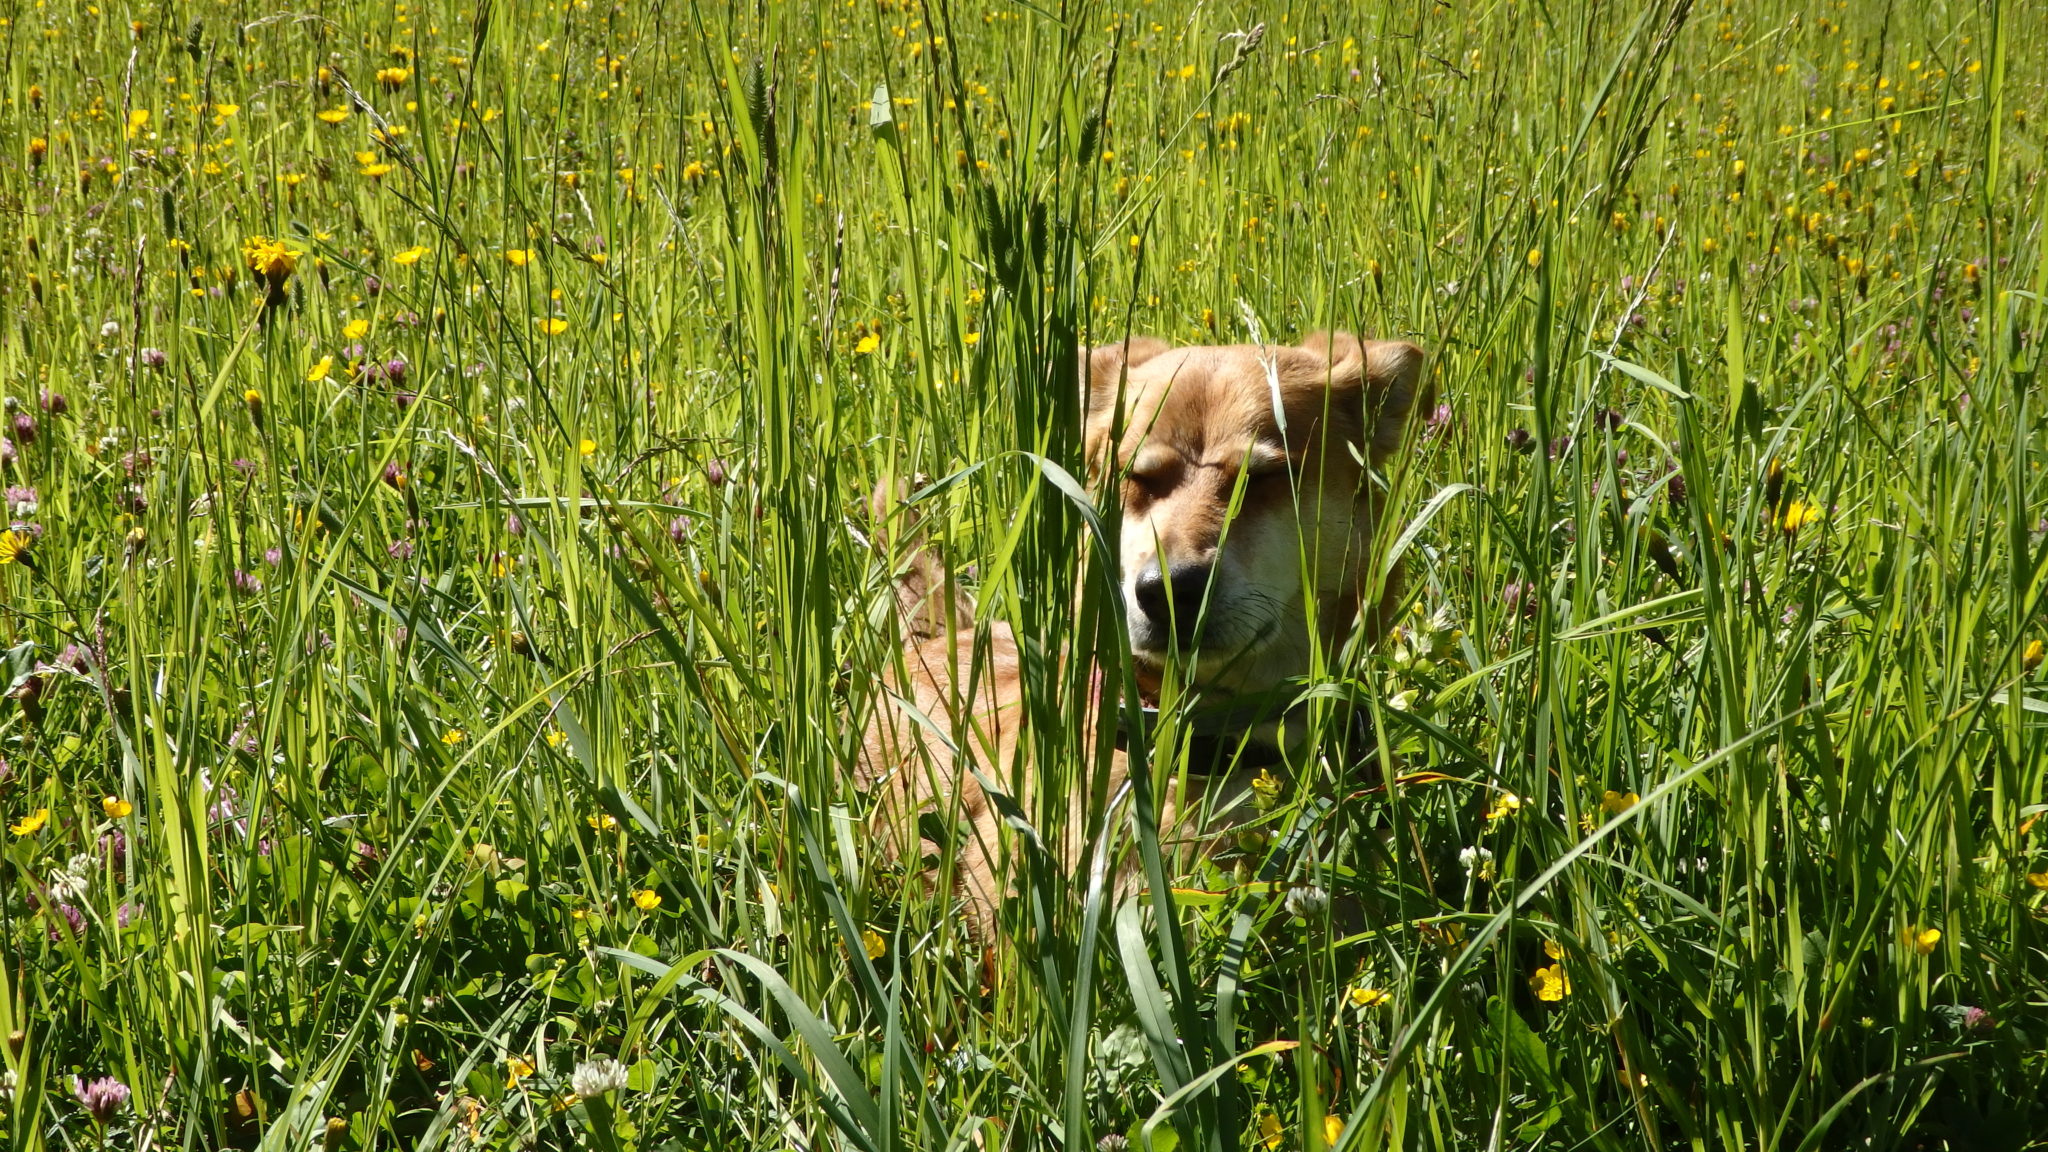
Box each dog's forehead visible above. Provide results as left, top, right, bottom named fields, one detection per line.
left=1115, top=345, right=1335, bottom=456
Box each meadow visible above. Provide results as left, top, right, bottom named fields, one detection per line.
left=2, top=0, right=2045, bottom=1147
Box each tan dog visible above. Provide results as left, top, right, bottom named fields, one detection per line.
left=860, top=332, right=1427, bottom=935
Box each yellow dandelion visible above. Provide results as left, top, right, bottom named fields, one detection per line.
left=307, top=356, right=335, bottom=382
left=680, top=160, right=708, bottom=182
left=537, top=317, right=569, bottom=335
left=10, top=807, right=50, bottom=836
left=316, top=107, right=352, bottom=124
left=0, top=528, right=31, bottom=566
left=102, top=795, right=133, bottom=819
left=360, top=162, right=395, bottom=179
left=505, top=248, right=533, bottom=266
left=854, top=333, right=880, bottom=355
left=240, top=235, right=302, bottom=285
left=1780, top=500, right=1823, bottom=533
left=632, top=888, right=662, bottom=911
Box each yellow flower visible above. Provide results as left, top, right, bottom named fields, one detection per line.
left=1258, top=1108, right=1283, bottom=1150
left=1780, top=500, right=1823, bottom=534
left=537, top=317, right=569, bottom=335
left=343, top=318, right=370, bottom=340
left=1347, top=985, right=1390, bottom=1008
left=1530, top=961, right=1570, bottom=1001
left=505, top=248, right=533, bottom=267
left=587, top=812, right=620, bottom=832
left=441, top=728, right=467, bottom=746
left=213, top=103, right=239, bottom=119
left=1324, top=1116, right=1344, bottom=1146
left=317, top=108, right=351, bottom=124
left=376, top=66, right=413, bottom=87
left=102, top=795, right=133, bottom=819
left=2024, top=872, right=2048, bottom=891
left=1909, top=926, right=1941, bottom=955
left=0, top=528, right=30, bottom=566
left=9, top=807, right=50, bottom=836
left=360, top=162, right=395, bottom=179
left=680, top=160, right=707, bottom=182
left=505, top=1056, right=535, bottom=1089
left=854, top=332, right=880, bottom=355
left=307, top=356, right=335, bottom=382
left=962, top=332, right=980, bottom=346
left=578, top=438, right=596, bottom=457
left=1485, top=792, right=1523, bottom=821
left=240, top=235, right=302, bottom=285
left=862, top=928, right=886, bottom=959
left=545, top=727, right=567, bottom=748
left=126, top=108, right=151, bottom=138
left=1600, top=790, right=1640, bottom=816
left=1526, top=247, right=1543, bottom=268
left=632, top=888, right=662, bottom=911
left=2025, top=639, right=2043, bottom=672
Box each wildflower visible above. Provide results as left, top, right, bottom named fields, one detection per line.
left=1600, top=790, right=1640, bottom=815
left=705, top=459, right=729, bottom=487
left=1485, top=792, right=1523, bottom=821
left=861, top=927, right=886, bottom=959
left=10, top=807, right=49, bottom=836
left=393, top=245, right=429, bottom=266
left=243, top=389, right=263, bottom=419
left=316, top=107, right=351, bottom=124
left=2027, top=872, right=2048, bottom=890
left=47, top=903, right=87, bottom=940
left=376, top=66, right=413, bottom=88
left=1530, top=956, right=1570, bottom=1002
left=963, top=332, right=980, bottom=346
left=537, top=317, right=569, bottom=335
left=505, top=1056, right=535, bottom=1090
left=1526, top=247, right=1543, bottom=268
left=231, top=568, right=262, bottom=596
left=505, top=248, right=534, bottom=266
left=1909, top=926, right=1941, bottom=954
left=1779, top=499, right=1823, bottom=533
left=73, top=1076, right=130, bottom=1123
left=342, top=318, right=370, bottom=341
left=587, top=812, right=620, bottom=832
left=1258, top=1108, right=1283, bottom=1150
left=1458, top=845, right=1495, bottom=881
left=2024, top=640, right=2043, bottom=672
left=578, top=438, right=596, bottom=457
left=1284, top=884, right=1330, bottom=919
left=854, top=332, right=881, bottom=355
left=632, top=888, right=662, bottom=911
left=569, top=1057, right=629, bottom=1099
left=240, top=235, right=302, bottom=288
left=102, top=795, right=133, bottom=818
left=0, top=528, right=34, bottom=567
left=1348, top=985, right=1391, bottom=1008
left=680, top=160, right=707, bottom=182
left=1251, top=766, right=1283, bottom=811
left=381, top=462, right=407, bottom=490
left=307, top=356, right=334, bottom=382
left=140, top=347, right=167, bottom=370
left=441, top=729, right=467, bottom=746
left=360, top=161, right=395, bottom=179
left=1505, top=427, right=1534, bottom=453
left=13, top=411, right=37, bottom=446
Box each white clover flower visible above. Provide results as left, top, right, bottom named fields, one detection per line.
left=570, top=1057, right=629, bottom=1099
left=1284, top=884, right=1329, bottom=919
left=1459, top=846, right=1496, bottom=882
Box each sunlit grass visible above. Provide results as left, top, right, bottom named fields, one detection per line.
left=0, top=0, right=2044, bottom=1149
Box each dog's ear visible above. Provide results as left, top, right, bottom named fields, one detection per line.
left=1302, top=331, right=1428, bottom=462
left=1081, top=336, right=1170, bottom=475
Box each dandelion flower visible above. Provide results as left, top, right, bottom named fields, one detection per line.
left=1780, top=500, right=1823, bottom=533
left=240, top=235, right=302, bottom=287
left=392, top=245, right=429, bottom=266
left=360, top=162, right=395, bottom=179
left=0, top=528, right=31, bottom=566
left=102, top=796, right=133, bottom=819
left=632, top=888, right=662, bottom=911
left=10, top=807, right=50, bottom=836
left=316, top=107, right=352, bottom=124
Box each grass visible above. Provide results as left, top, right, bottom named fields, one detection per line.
left=1, top=0, right=2045, bottom=1148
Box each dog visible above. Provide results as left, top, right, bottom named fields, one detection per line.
left=859, top=332, right=1427, bottom=936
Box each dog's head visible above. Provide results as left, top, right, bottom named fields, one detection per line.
left=1083, top=333, right=1426, bottom=692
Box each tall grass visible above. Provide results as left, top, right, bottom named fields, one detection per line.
left=1, top=0, right=2043, bottom=1148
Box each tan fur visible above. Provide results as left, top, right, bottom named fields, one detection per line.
left=861, top=333, right=1427, bottom=936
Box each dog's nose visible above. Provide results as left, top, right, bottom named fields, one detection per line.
left=1133, top=559, right=1214, bottom=644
